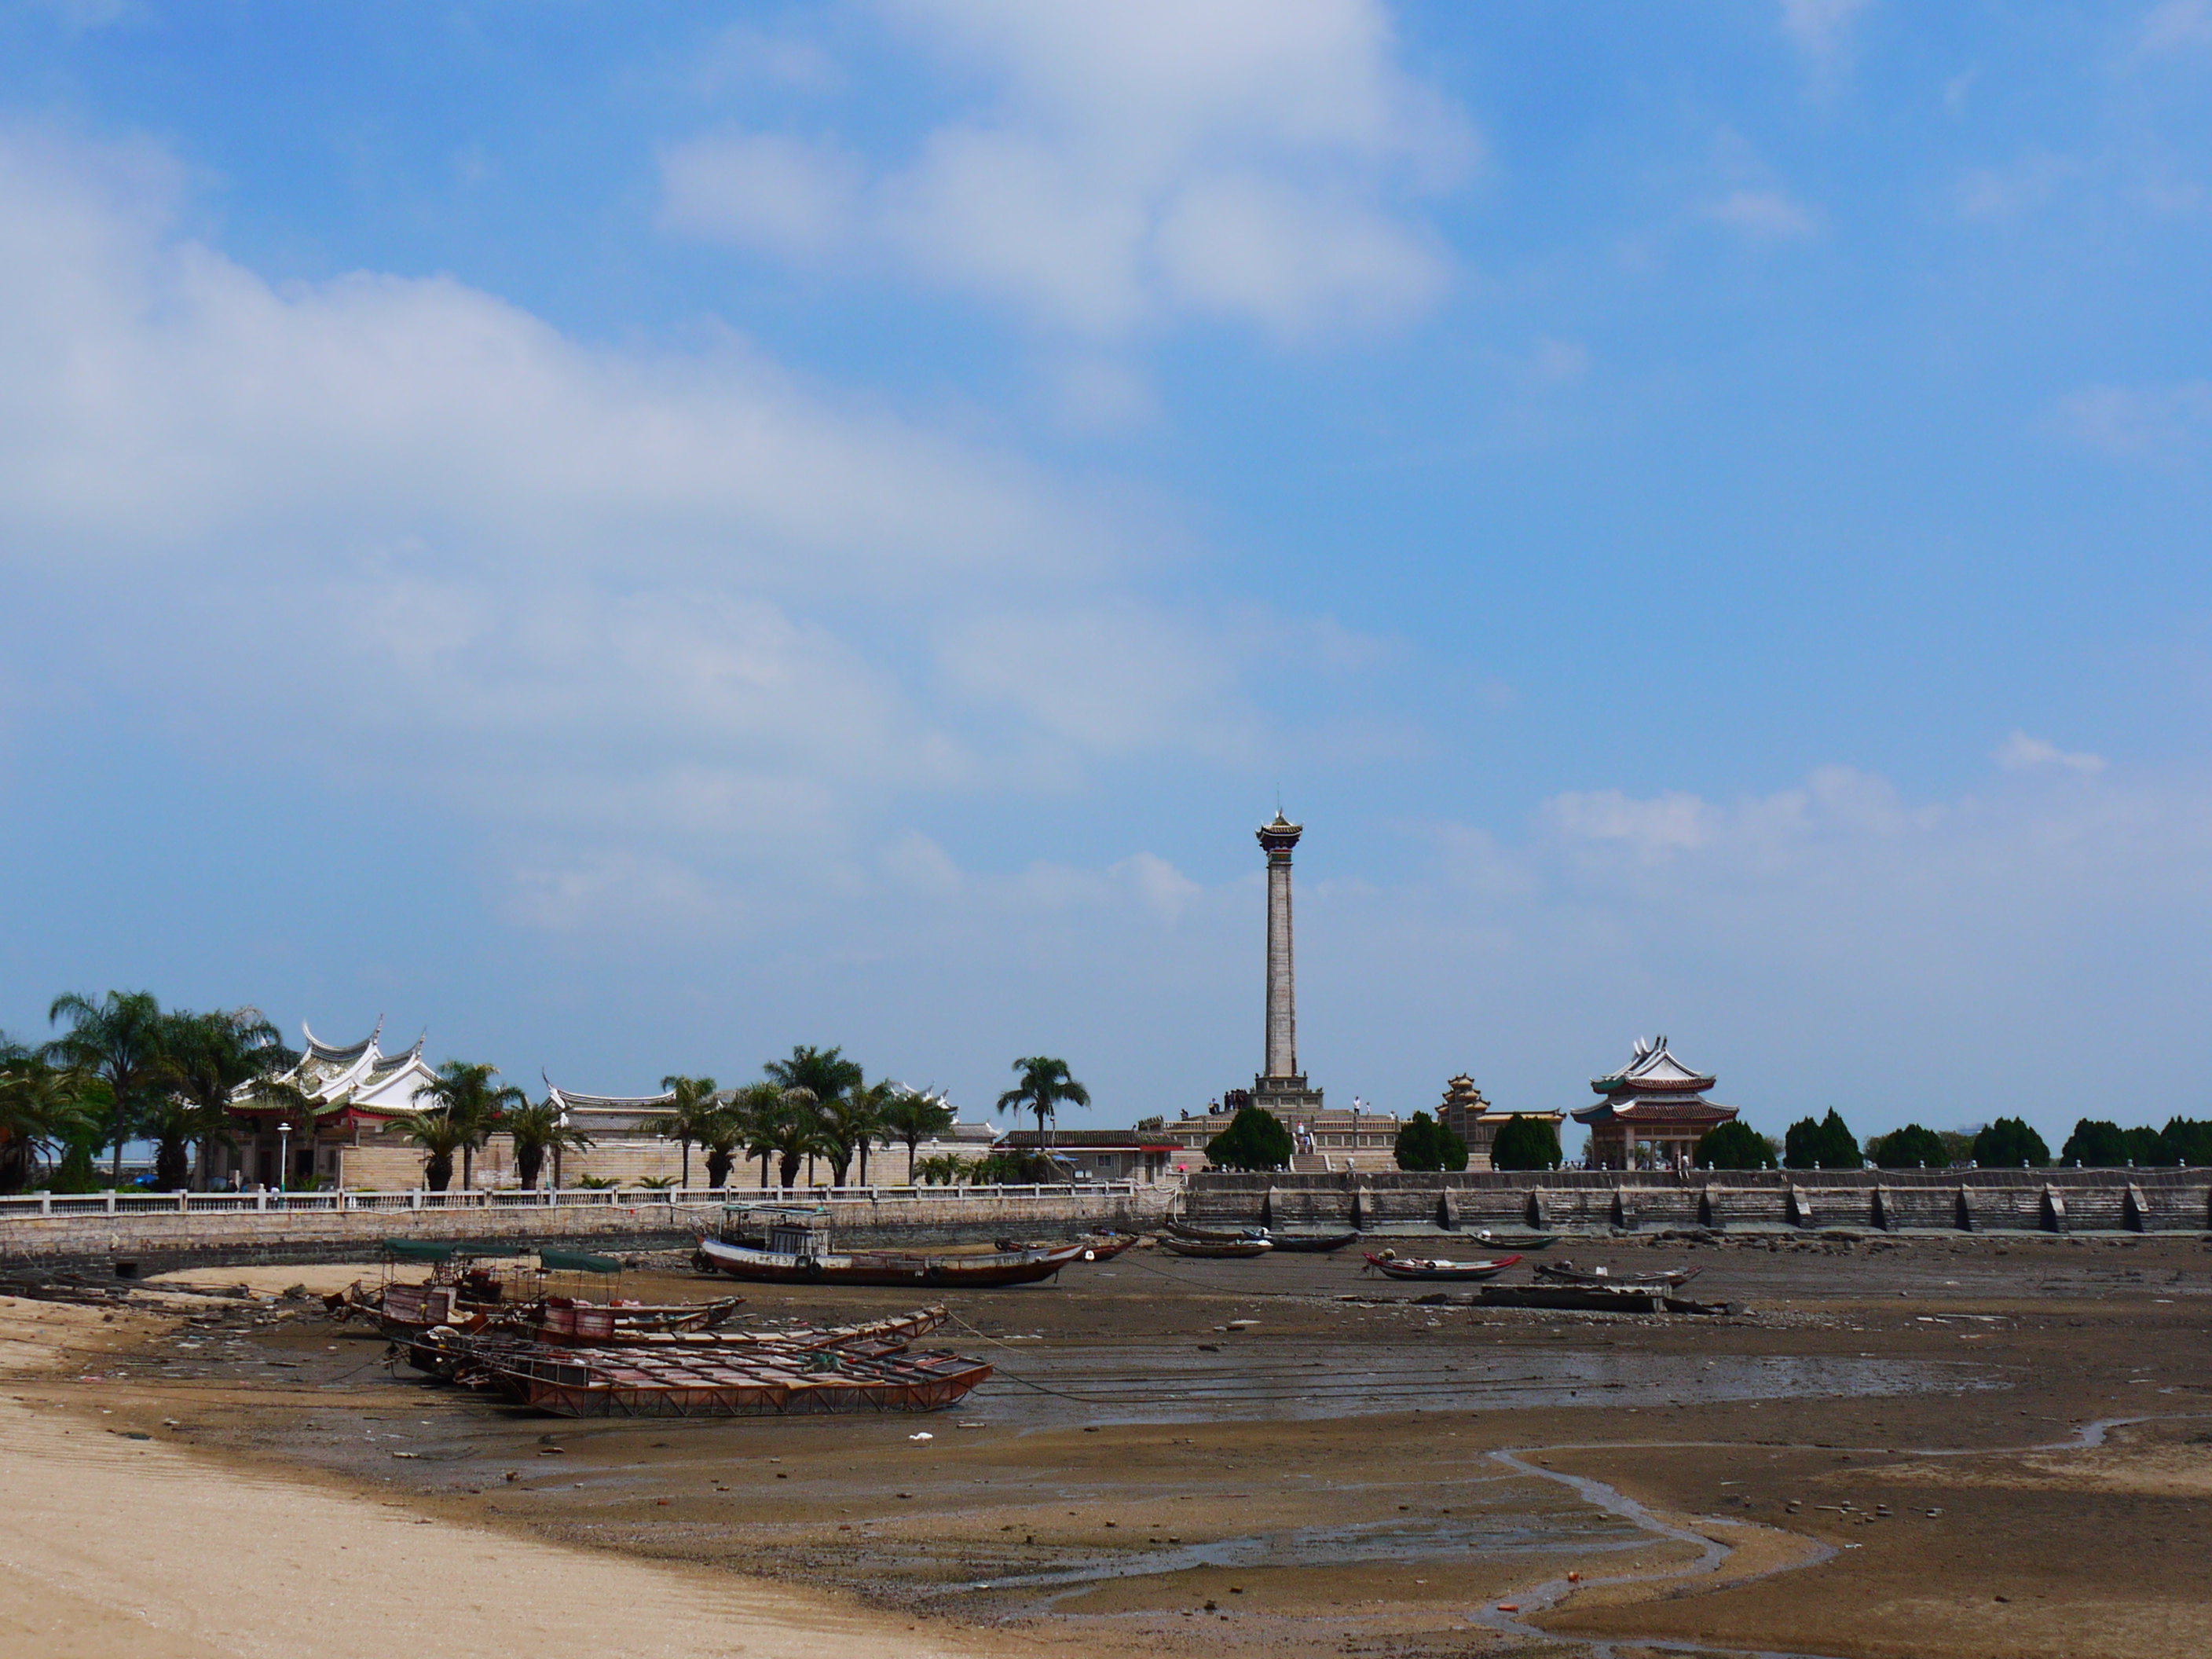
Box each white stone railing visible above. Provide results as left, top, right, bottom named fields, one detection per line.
left=0, top=1181, right=1141, bottom=1220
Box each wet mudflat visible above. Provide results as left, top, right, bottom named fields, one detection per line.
left=45, top=1230, right=2212, bottom=1659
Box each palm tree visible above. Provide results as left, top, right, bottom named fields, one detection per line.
left=404, top=1108, right=468, bottom=1193
left=749, top=1085, right=826, bottom=1188
left=912, top=1152, right=968, bottom=1186
left=727, top=1081, right=786, bottom=1188
left=877, top=1087, right=955, bottom=1184
left=419, top=1061, right=526, bottom=1190
left=46, top=991, right=167, bottom=1188
left=0, top=1049, right=100, bottom=1194
left=502, top=1101, right=595, bottom=1191
left=819, top=1083, right=889, bottom=1187
left=763, top=1049, right=857, bottom=1187
left=997, top=1055, right=1090, bottom=1155
left=646, top=1075, right=720, bottom=1190
left=160, top=1008, right=288, bottom=1190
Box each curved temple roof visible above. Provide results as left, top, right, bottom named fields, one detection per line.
left=240, top=1020, right=440, bottom=1119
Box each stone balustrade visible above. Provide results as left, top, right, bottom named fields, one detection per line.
left=1185, top=1167, right=2212, bottom=1235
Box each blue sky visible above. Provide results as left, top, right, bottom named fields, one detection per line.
left=3, top=1, right=2210, bottom=1146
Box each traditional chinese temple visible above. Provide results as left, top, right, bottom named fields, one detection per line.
left=217, top=1020, right=441, bottom=1190
left=1573, top=1035, right=1738, bottom=1170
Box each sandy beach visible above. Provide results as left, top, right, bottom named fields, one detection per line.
left=0, top=1289, right=997, bottom=1659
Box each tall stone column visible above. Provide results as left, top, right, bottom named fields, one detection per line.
left=1258, top=812, right=1302, bottom=1080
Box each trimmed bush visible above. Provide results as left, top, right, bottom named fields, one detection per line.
left=1207, top=1105, right=1295, bottom=1172
left=1784, top=1108, right=1860, bottom=1170
left=1488, top=1114, right=1558, bottom=1171
left=1972, top=1116, right=2049, bottom=1169
left=1694, top=1120, right=1776, bottom=1170
left=1869, top=1123, right=1950, bottom=1169
left=1394, top=1110, right=1471, bottom=1172
left=2060, top=1119, right=2126, bottom=1167
left=2164, top=1118, right=2212, bottom=1166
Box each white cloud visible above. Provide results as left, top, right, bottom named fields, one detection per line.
left=0, top=127, right=1357, bottom=921
left=1955, top=150, right=2080, bottom=222
left=2138, top=0, right=2212, bottom=56
left=1703, top=187, right=1822, bottom=240
left=2052, top=381, right=2212, bottom=465
left=1996, top=731, right=2108, bottom=775
left=658, top=0, right=1475, bottom=339
left=657, top=131, right=862, bottom=258
left=1779, top=0, right=1873, bottom=68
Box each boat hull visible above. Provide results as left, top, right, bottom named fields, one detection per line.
left=1158, top=1236, right=1273, bottom=1258
left=1363, top=1252, right=1521, bottom=1281
left=696, top=1235, right=1086, bottom=1287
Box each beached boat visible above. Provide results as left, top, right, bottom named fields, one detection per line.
left=1362, top=1251, right=1521, bottom=1281
left=1163, top=1220, right=1270, bottom=1244
left=1262, top=1230, right=1361, bottom=1254
left=695, top=1232, right=1088, bottom=1287
left=408, top=1303, right=987, bottom=1418
left=337, top=1280, right=744, bottom=1342
left=1470, top=1231, right=1558, bottom=1251
left=1533, top=1261, right=1701, bottom=1290
left=480, top=1342, right=992, bottom=1419
left=1082, top=1232, right=1140, bottom=1261
left=1157, top=1234, right=1273, bottom=1258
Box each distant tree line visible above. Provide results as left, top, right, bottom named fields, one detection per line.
left=3, top=989, right=1103, bottom=1193
left=1691, top=1108, right=2212, bottom=1171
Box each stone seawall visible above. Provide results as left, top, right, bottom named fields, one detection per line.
left=1186, top=1169, right=2212, bottom=1235
left=0, top=1188, right=1174, bottom=1274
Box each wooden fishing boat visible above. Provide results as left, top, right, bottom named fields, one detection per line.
left=1362, top=1251, right=1521, bottom=1281
left=480, top=1342, right=992, bottom=1419
left=1470, top=1231, right=1558, bottom=1251
left=408, top=1303, right=986, bottom=1417
left=1081, top=1232, right=1140, bottom=1261
left=1533, top=1261, right=1701, bottom=1290
left=504, top=1295, right=746, bottom=1343
left=1157, top=1234, right=1273, bottom=1258
left=339, top=1280, right=745, bottom=1342
left=695, top=1232, right=1088, bottom=1287
left=1164, top=1219, right=1270, bottom=1244
left=408, top=1305, right=951, bottom=1379
left=1262, top=1230, right=1361, bottom=1254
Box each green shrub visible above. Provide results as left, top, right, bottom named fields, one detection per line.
left=1393, top=1110, right=1472, bottom=1172
left=1784, top=1109, right=1860, bottom=1170
left=1972, top=1116, right=2049, bottom=1168
left=1487, top=1114, right=1558, bottom=1171
left=1207, top=1106, right=1295, bottom=1172
left=1869, top=1123, right=1949, bottom=1169
left=2060, top=1119, right=2126, bottom=1166
left=1694, top=1120, right=1776, bottom=1170
left=2163, top=1118, right=2212, bottom=1166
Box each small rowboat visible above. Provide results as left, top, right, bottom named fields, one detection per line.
left=1264, top=1230, right=1361, bottom=1253
left=1470, top=1231, right=1558, bottom=1251
left=1082, top=1232, right=1140, bottom=1261
left=1164, top=1220, right=1270, bottom=1244
left=1363, top=1252, right=1521, bottom=1281
left=1158, top=1234, right=1273, bottom=1258
left=696, top=1233, right=1087, bottom=1287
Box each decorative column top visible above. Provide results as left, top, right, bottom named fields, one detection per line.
left=1257, top=811, right=1303, bottom=857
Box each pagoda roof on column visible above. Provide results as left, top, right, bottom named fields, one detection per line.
left=1257, top=811, right=1303, bottom=851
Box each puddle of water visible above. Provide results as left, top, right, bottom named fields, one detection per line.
left=961, top=1345, right=1990, bottom=1430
